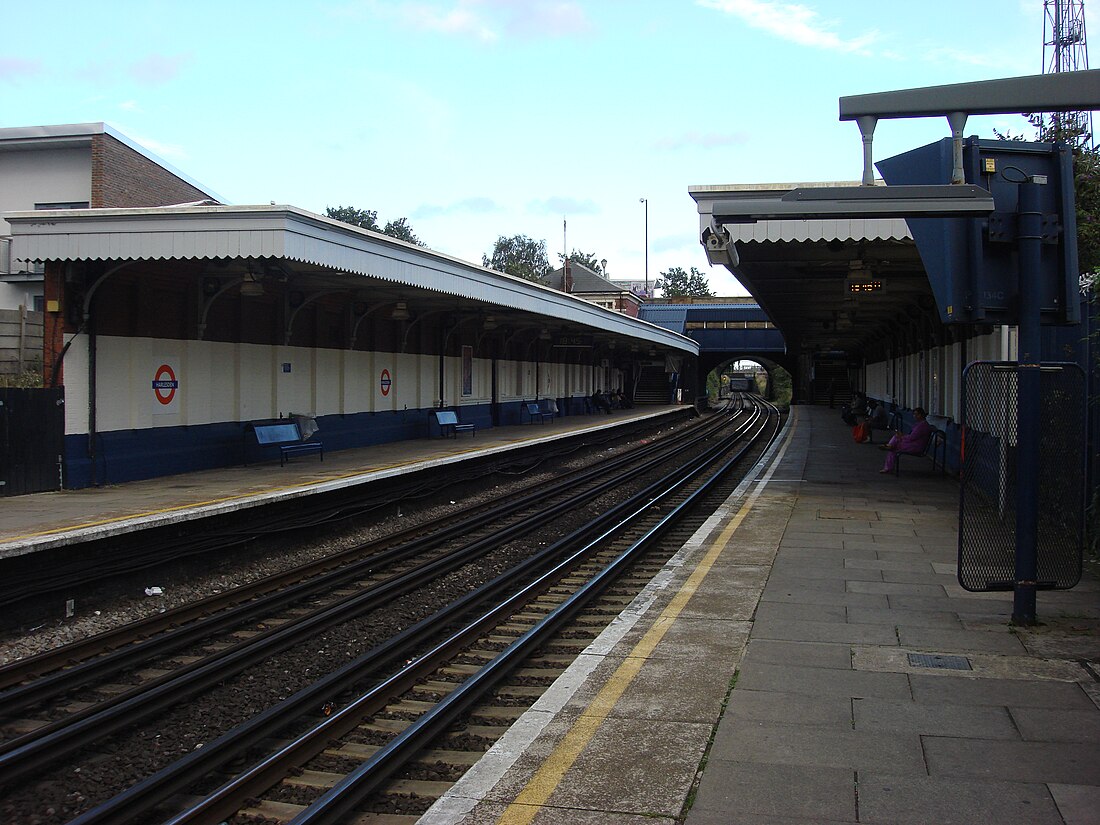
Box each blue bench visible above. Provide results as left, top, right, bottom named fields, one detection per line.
left=524, top=401, right=555, bottom=424
left=252, top=421, right=324, bottom=466
left=434, top=410, right=476, bottom=438
left=894, top=427, right=946, bottom=476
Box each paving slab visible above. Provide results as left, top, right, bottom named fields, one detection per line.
left=723, top=688, right=853, bottom=729
left=751, top=616, right=899, bottom=646
left=740, top=639, right=853, bottom=670
left=909, top=673, right=1097, bottom=709
left=736, top=661, right=913, bottom=701
left=896, top=625, right=1029, bottom=655
left=852, top=697, right=1019, bottom=738
left=686, top=763, right=857, bottom=824
left=1009, top=706, right=1100, bottom=744
left=856, top=774, right=1064, bottom=825
left=923, top=737, right=1100, bottom=785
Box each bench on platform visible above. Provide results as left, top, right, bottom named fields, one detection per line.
left=251, top=421, right=324, bottom=466
left=894, top=427, right=946, bottom=476
left=434, top=410, right=476, bottom=438
left=523, top=401, right=555, bottom=424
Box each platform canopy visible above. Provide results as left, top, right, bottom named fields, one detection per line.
left=6, top=204, right=697, bottom=356
left=690, top=182, right=932, bottom=358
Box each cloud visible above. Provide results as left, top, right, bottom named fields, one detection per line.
left=338, top=0, right=590, bottom=43
left=129, top=53, right=191, bottom=85
left=119, top=128, right=189, bottom=161
left=652, top=234, right=697, bottom=254
left=412, top=196, right=503, bottom=219
left=698, top=0, right=877, bottom=54
left=527, top=196, right=600, bottom=215
left=0, top=57, right=42, bottom=80
left=654, top=131, right=751, bottom=151
left=118, top=100, right=141, bottom=112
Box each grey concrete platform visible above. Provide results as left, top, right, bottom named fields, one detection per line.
left=0, top=405, right=683, bottom=560
left=420, top=405, right=1100, bottom=825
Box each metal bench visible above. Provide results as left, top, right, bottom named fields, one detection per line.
left=434, top=410, right=476, bottom=438
left=524, top=401, right=554, bottom=424
left=894, top=427, right=946, bottom=475
left=252, top=421, right=324, bottom=466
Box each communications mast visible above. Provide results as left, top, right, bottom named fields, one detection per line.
left=1043, top=0, right=1093, bottom=144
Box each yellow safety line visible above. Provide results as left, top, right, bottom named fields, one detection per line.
left=496, top=415, right=797, bottom=825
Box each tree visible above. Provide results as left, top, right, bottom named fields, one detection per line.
left=326, top=206, right=426, bottom=246
left=382, top=217, right=424, bottom=247
left=326, top=205, right=378, bottom=231
left=483, top=235, right=552, bottom=282
left=557, top=250, right=605, bottom=275
left=656, top=266, right=713, bottom=297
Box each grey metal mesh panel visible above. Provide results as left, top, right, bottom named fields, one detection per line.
left=958, top=362, right=1085, bottom=591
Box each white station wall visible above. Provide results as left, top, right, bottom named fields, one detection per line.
left=863, top=327, right=1014, bottom=425
left=63, top=334, right=605, bottom=434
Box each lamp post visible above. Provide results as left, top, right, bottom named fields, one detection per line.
left=638, top=197, right=648, bottom=297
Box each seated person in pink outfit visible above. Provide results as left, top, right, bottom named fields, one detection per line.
left=879, top=407, right=932, bottom=474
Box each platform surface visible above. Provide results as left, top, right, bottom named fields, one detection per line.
left=419, top=404, right=1100, bottom=825
left=0, top=405, right=682, bottom=559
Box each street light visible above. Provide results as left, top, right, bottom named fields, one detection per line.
left=638, top=197, right=648, bottom=297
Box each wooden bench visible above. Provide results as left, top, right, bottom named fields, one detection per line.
left=252, top=421, right=324, bottom=466
left=524, top=401, right=554, bottom=424
left=434, top=410, right=476, bottom=438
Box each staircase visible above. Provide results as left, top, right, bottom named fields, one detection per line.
left=633, top=365, right=671, bottom=404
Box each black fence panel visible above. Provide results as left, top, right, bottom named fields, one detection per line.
left=958, top=362, right=1084, bottom=591
left=0, top=387, right=64, bottom=496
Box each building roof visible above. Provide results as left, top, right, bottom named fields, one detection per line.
left=6, top=204, right=698, bottom=355
left=0, top=123, right=222, bottom=204
left=544, top=261, right=632, bottom=295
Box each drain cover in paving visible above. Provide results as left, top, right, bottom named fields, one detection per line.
left=907, top=653, right=972, bottom=670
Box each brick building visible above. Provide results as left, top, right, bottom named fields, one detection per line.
left=0, top=123, right=218, bottom=311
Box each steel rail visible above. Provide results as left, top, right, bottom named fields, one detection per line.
left=0, top=408, right=744, bottom=787
left=290, top=404, right=777, bottom=823
left=65, top=405, right=766, bottom=825
left=0, top=407, right=729, bottom=706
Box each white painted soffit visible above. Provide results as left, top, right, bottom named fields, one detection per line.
left=5, top=204, right=698, bottom=354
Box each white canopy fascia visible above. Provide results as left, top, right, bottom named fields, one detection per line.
left=6, top=204, right=698, bottom=355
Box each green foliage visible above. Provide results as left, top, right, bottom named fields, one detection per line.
left=557, top=250, right=605, bottom=275
left=382, top=217, right=423, bottom=247
left=325, top=205, right=378, bottom=230
left=770, top=366, right=792, bottom=409
left=326, top=206, right=426, bottom=246
left=0, top=369, right=43, bottom=388
left=483, top=234, right=552, bottom=282
left=656, top=266, right=713, bottom=297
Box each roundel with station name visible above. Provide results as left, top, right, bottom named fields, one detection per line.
left=380, top=368, right=392, bottom=397
left=152, top=364, right=179, bottom=405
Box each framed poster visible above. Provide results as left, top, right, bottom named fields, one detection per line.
left=461, top=345, right=473, bottom=397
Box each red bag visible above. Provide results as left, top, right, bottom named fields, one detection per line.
left=853, top=422, right=869, bottom=443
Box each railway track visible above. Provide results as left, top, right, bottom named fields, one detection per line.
left=0, top=396, right=780, bottom=825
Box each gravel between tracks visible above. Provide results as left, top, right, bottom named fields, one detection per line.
left=0, top=414, right=705, bottom=824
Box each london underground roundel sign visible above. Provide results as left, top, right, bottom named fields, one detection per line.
left=380, top=369, right=392, bottom=397
left=152, top=364, right=179, bottom=405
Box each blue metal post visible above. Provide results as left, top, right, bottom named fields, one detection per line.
left=1013, top=179, right=1043, bottom=625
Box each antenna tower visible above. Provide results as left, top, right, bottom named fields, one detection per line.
left=1042, top=0, right=1094, bottom=145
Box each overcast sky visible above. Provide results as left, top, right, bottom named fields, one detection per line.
left=3, top=1, right=1046, bottom=295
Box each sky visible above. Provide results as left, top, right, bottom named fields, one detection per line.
left=2, top=0, right=1049, bottom=295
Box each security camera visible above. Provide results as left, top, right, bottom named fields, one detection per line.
left=701, top=224, right=739, bottom=268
